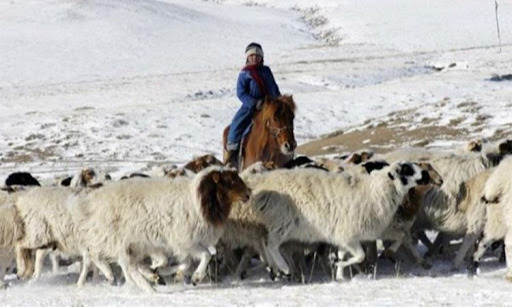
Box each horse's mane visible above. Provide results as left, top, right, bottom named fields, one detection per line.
left=258, top=95, right=296, bottom=120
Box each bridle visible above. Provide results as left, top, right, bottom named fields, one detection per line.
left=266, top=121, right=292, bottom=139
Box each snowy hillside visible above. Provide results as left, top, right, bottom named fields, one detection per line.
left=1, top=0, right=512, bottom=305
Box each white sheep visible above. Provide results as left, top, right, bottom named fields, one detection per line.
left=69, top=167, right=111, bottom=188
left=409, top=152, right=493, bottom=258
left=448, top=168, right=495, bottom=269
left=13, top=185, right=113, bottom=286
left=377, top=162, right=443, bottom=268
left=0, top=193, right=24, bottom=289
left=246, top=162, right=426, bottom=280
left=477, top=156, right=512, bottom=280
left=72, top=166, right=251, bottom=292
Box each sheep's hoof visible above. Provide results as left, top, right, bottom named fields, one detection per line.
left=239, top=271, right=246, bottom=280
left=266, top=267, right=277, bottom=281
left=173, top=271, right=186, bottom=283
left=108, top=277, right=116, bottom=286
left=467, top=262, right=478, bottom=276
left=499, top=252, right=506, bottom=263
left=191, top=273, right=205, bottom=286
left=156, top=275, right=166, bottom=286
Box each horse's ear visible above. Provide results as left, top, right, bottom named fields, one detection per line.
left=281, top=95, right=296, bottom=113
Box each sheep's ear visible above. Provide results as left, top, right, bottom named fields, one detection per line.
left=1, top=186, right=25, bottom=193
left=212, top=172, right=221, bottom=183
left=1, top=186, right=15, bottom=193
left=388, top=172, right=395, bottom=180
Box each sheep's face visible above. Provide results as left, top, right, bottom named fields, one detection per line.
left=466, top=139, right=483, bottom=152
left=166, top=168, right=190, bottom=179
left=387, top=162, right=427, bottom=190
left=416, top=162, right=443, bottom=186
left=215, top=170, right=252, bottom=205
left=198, top=169, right=251, bottom=226
left=80, top=168, right=111, bottom=187
left=362, top=160, right=389, bottom=174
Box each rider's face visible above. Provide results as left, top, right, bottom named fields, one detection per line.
left=247, top=54, right=262, bottom=65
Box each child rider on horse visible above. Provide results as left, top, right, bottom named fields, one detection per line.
left=225, top=42, right=281, bottom=167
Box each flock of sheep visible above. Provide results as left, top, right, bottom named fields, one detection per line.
left=1, top=137, right=512, bottom=293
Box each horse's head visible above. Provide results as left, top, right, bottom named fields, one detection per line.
left=260, top=95, right=297, bottom=155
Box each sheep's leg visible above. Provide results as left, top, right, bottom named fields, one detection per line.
left=128, top=264, right=155, bottom=293
left=280, top=245, right=298, bottom=279
left=400, top=233, right=431, bottom=269
left=119, top=249, right=155, bottom=293
left=362, top=241, right=378, bottom=273
left=15, top=246, right=32, bottom=279
left=335, top=242, right=365, bottom=281
left=191, top=245, right=212, bottom=285
left=261, top=240, right=279, bottom=275
left=91, top=257, right=115, bottom=284
left=50, top=252, right=59, bottom=274
left=33, top=248, right=50, bottom=279
left=335, top=250, right=346, bottom=281
left=425, top=232, right=449, bottom=258
left=381, top=230, right=405, bottom=262
left=77, top=254, right=91, bottom=287
left=138, top=263, right=164, bottom=285
left=0, top=256, right=8, bottom=289
left=265, top=238, right=290, bottom=276
left=296, top=250, right=307, bottom=283
left=504, top=232, right=512, bottom=281
left=473, top=237, right=494, bottom=263
left=235, top=248, right=255, bottom=279
left=416, top=231, right=434, bottom=251
left=317, top=244, right=334, bottom=277
left=158, top=258, right=191, bottom=278
left=453, top=233, right=479, bottom=270
left=117, top=251, right=136, bottom=288
left=149, top=251, right=168, bottom=270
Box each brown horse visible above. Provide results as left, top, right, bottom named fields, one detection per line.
left=223, top=95, right=297, bottom=171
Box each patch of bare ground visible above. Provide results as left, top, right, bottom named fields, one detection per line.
left=297, top=106, right=512, bottom=157
left=1, top=146, right=58, bottom=163
left=297, top=124, right=466, bottom=156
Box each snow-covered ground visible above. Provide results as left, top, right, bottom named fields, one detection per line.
left=1, top=0, right=512, bottom=305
